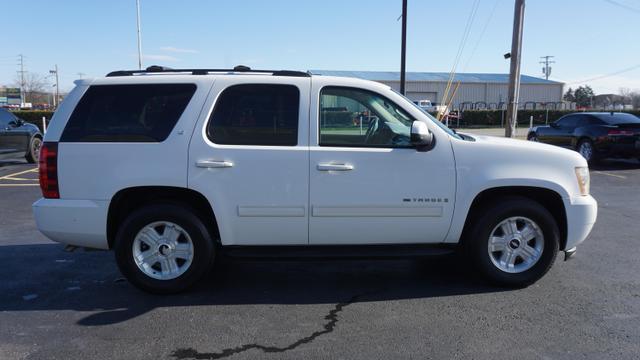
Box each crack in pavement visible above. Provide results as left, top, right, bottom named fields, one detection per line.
left=170, top=293, right=370, bottom=359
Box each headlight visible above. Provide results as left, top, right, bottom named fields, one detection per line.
left=575, top=167, right=590, bottom=196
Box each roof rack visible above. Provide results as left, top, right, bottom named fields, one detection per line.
left=106, top=65, right=311, bottom=78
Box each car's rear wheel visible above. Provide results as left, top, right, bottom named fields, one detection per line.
left=25, top=136, right=42, bottom=163
left=577, top=139, right=596, bottom=163
left=465, top=197, right=559, bottom=287
left=114, top=204, right=215, bottom=294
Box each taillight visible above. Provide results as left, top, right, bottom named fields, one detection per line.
left=608, top=129, right=635, bottom=136
left=39, top=142, right=59, bottom=199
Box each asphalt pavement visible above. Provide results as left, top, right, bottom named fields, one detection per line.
left=0, top=159, right=639, bottom=360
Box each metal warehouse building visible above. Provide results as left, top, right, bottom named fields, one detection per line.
left=311, top=70, right=565, bottom=110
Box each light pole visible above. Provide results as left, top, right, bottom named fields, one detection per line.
left=505, top=0, right=525, bottom=138
left=399, top=0, right=408, bottom=95
left=49, top=65, right=59, bottom=109
left=136, top=0, right=143, bottom=70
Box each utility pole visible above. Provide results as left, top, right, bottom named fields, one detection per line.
left=77, top=72, right=86, bottom=79
left=399, top=0, right=407, bottom=95
left=539, top=55, right=555, bottom=80
left=49, top=65, right=59, bottom=109
left=505, top=0, right=525, bottom=138
left=17, top=54, right=26, bottom=104
left=136, top=0, right=143, bottom=70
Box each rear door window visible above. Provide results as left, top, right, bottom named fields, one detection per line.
left=586, top=116, right=605, bottom=126
left=61, top=84, right=196, bottom=142
left=207, top=84, right=300, bottom=146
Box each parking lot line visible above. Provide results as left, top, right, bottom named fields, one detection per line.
left=0, top=168, right=38, bottom=181
left=592, top=171, right=627, bottom=179
left=0, top=183, right=39, bottom=187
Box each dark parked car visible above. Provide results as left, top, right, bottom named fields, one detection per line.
left=527, top=112, right=640, bottom=163
left=0, top=108, right=43, bottom=163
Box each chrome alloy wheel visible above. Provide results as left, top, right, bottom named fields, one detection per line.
left=487, top=217, right=544, bottom=274
left=578, top=141, right=593, bottom=162
left=32, top=137, right=42, bottom=161
left=132, top=221, right=194, bottom=280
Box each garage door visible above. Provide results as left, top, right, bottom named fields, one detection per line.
left=405, top=92, right=437, bottom=103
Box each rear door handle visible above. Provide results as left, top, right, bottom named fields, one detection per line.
left=317, top=163, right=353, bottom=171
left=196, top=160, right=234, bottom=168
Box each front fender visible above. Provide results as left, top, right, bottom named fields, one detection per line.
left=444, top=135, right=584, bottom=244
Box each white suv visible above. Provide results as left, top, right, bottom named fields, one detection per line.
left=33, top=66, right=597, bottom=293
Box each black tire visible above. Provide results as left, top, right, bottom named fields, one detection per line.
left=25, top=136, right=42, bottom=164
left=527, top=132, right=538, bottom=142
left=577, top=138, right=597, bottom=164
left=114, top=203, right=216, bottom=294
left=464, top=196, right=559, bottom=287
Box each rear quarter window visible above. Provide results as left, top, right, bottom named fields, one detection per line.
left=597, top=113, right=640, bottom=125
left=61, top=84, right=196, bottom=142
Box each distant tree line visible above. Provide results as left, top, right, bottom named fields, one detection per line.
left=563, top=86, right=595, bottom=107
left=563, top=85, right=640, bottom=109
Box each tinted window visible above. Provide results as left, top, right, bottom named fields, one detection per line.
left=0, top=108, right=16, bottom=127
left=594, top=112, right=640, bottom=125
left=556, top=116, right=578, bottom=128
left=586, top=116, right=605, bottom=126
left=319, top=87, right=414, bottom=148
left=574, top=116, right=589, bottom=127
left=207, top=84, right=299, bottom=146
left=61, top=84, right=196, bottom=142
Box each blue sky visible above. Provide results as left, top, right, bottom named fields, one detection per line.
left=1, top=0, right=639, bottom=93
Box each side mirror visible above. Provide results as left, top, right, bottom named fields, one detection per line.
left=410, top=121, right=434, bottom=151
left=550, top=122, right=559, bottom=129
left=9, top=119, right=24, bottom=127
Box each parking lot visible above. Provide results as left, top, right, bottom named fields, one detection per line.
left=1, top=159, right=639, bottom=360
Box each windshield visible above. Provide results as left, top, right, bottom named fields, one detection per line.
left=391, top=88, right=462, bottom=139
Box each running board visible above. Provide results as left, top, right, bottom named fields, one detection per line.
left=220, top=244, right=457, bottom=260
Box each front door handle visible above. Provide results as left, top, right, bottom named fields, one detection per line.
left=196, top=160, right=234, bottom=168
left=317, top=163, right=354, bottom=171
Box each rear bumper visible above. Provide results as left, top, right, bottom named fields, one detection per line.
left=562, top=195, right=598, bottom=250
left=32, top=198, right=110, bottom=250
left=596, top=138, right=640, bottom=157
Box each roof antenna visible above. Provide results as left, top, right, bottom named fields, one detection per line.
left=233, top=65, right=251, bottom=72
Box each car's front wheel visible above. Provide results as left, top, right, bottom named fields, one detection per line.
left=465, top=197, right=559, bottom=287
left=114, top=204, right=216, bottom=294
left=527, top=132, right=539, bottom=142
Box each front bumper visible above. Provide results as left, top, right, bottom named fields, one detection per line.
left=32, top=198, right=110, bottom=250
left=562, top=195, right=598, bottom=250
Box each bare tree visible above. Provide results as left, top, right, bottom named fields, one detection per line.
left=13, top=72, right=49, bottom=103
left=619, top=87, right=640, bottom=109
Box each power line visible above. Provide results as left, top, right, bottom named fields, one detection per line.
left=567, top=63, right=640, bottom=85
left=462, top=0, right=503, bottom=72
left=441, top=0, right=481, bottom=111
left=603, top=0, right=640, bottom=13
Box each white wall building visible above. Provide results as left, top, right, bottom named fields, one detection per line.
left=312, top=71, right=565, bottom=110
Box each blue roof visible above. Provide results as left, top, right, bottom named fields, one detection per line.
left=310, top=70, right=562, bottom=85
